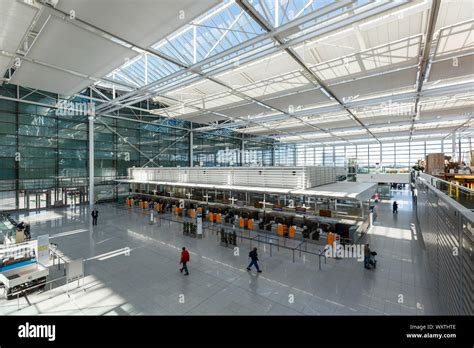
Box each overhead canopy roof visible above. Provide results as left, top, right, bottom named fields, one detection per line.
left=3, top=0, right=219, bottom=95
left=0, top=0, right=38, bottom=75
left=117, top=179, right=377, bottom=201
left=96, top=0, right=474, bottom=145
left=1, top=0, right=473, bottom=145
left=292, top=182, right=378, bottom=202
left=116, top=179, right=293, bottom=195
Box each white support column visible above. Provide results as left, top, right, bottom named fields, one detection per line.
left=241, top=136, right=245, bottom=166
left=112, top=73, right=116, bottom=99
left=394, top=143, right=396, bottom=167
left=189, top=123, right=193, bottom=167
left=272, top=145, right=276, bottom=166
left=408, top=141, right=411, bottom=168
left=379, top=143, right=382, bottom=167
left=303, top=144, right=307, bottom=166
left=458, top=133, right=462, bottom=163
left=88, top=114, right=95, bottom=212
left=452, top=132, right=456, bottom=161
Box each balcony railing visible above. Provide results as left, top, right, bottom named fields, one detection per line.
left=418, top=172, right=474, bottom=210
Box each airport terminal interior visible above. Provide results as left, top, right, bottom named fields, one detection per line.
left=0, top=0, right=472, bottom=316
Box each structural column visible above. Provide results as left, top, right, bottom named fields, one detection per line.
left=88, top=114, right=95, bottom=212
left=458, top=133, right=462, bottom=163
left=189, top=123, right=193, bottom=167
left=271, top=145, right=276, bottom=166
left=452, top=132, right=456, bottom=162
left=241, top=135, right=245, bottom=166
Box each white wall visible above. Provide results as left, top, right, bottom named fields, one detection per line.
left=356, top=173, right=411, bottom=184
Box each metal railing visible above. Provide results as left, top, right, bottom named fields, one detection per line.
left=117, top=203, right=329, bottom=270
left=2, top=246, right=82, bottom=310
left=50, top=244, right=68, bottom=274
left=418, top=172, right=474, bottom=209
left=5, top=275, right=68, bottom=310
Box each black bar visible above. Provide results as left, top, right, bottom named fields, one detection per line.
left=0, top=315, right=471, bottom=346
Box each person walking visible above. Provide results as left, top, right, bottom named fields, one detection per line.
left=392, top=201, right=398, bottom=214
left=364, top=244, right=371, bottom=269
left=180, top=247, right=190, bottom=276
left=247, top=247, right=262, bottom=273
left=91, top=208, right=99, bottom=226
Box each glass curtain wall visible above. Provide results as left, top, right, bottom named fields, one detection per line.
left=288, top=138, right=473, bottom=173
left=192, top=132, right=242, bottom=167
left=0, top=84, right=279, bottom=210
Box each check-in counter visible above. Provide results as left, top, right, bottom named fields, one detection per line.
left=247, top=219, right=254, bottom=230
left=289, top=226, right=296, bottom=238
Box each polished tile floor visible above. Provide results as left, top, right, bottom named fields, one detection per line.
left=0, top=189, right=439, bottom=315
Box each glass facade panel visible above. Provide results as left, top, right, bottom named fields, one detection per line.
left=0, top=84, right=278, bottom=209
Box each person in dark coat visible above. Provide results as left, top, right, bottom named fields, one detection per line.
left=247, top=247, right=262, bottom=273
left=180, top=247, right=190, bottom=276
left=91, top=208, right=99, bottom=226
left=392, top=201, right=398, bottom=214
left=364, top=244, right=371, bottom=269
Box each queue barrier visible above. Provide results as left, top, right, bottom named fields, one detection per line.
left=114, top=203, right=329, bottom=270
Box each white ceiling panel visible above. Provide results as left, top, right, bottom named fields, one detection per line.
left=292, top=2, right=427, bottom=66
left=436, top=0, right=474, bottom=30
left=166, top=79, right=228, bottom=101
left=330, top=67, right=417, bottom=100
left=0, top=0, right=38, bottom=52
left=10, top=16, right=136, bottom=95
left=218, top=102, right=271, bottom=118
left=180, top=113, right=228, bottom=123
left=262, top=89, right=329, bottom=110
left=311, top=37, right=421, bottom=84
left=434, top=21, right=474, bottom=58
left=216, top=52, right=300, bottom=88
left=0, top=0, right=38, bottom=75
left=25, top=16, right=134, bottom=77
left=186, top=93, right=243, bottom=109
left=0, top=56, right=12, bottom=78
left=304, top=34, right=360, bottom=63
left=362, top=9, right=424, bottom=48
left=9, top=61, right=90, bottom=96
left=55, top=0, right=219, bottom=48
left=428, top=55, right=474, bottom=82
left=236, top=71, right=311, bottom=99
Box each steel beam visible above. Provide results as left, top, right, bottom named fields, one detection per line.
left=409, top=0, right=441, bottom=141
left=236, top=0, right=380, bottom=143
left=95, top=0, right=357, bottom=111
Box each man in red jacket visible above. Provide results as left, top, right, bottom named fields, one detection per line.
left=180, top=247, right=190, bottom=276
